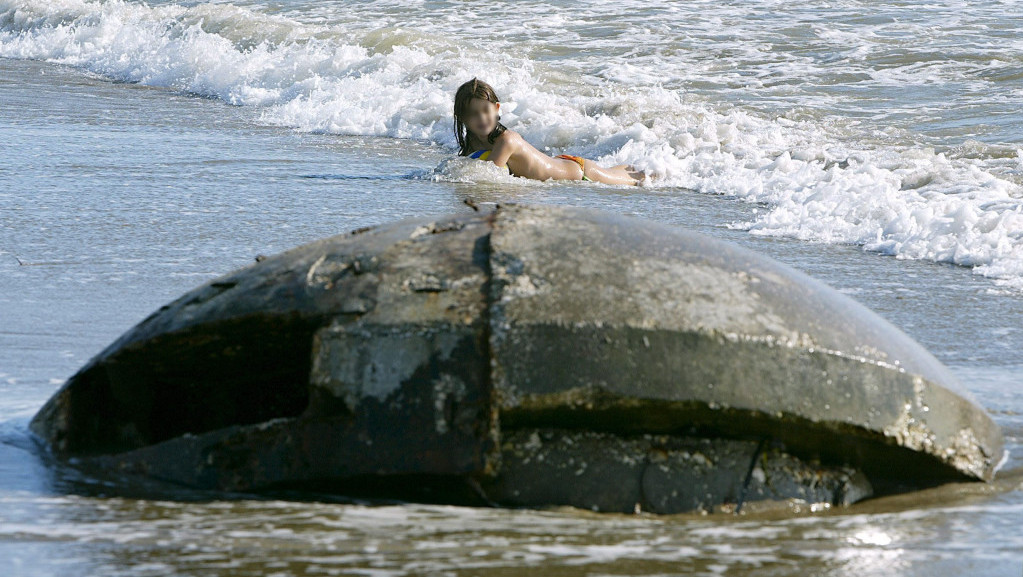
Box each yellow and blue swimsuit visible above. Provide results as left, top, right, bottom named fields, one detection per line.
left=469, top=149, right=508, bottom=171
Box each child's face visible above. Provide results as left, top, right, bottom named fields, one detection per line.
left=462, top=98, right=500, bottom=139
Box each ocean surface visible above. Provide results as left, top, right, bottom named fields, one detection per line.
left=1, top=0, right=1022, bottom=575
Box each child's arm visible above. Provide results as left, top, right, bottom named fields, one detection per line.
left=487, top=133, right=516, bottom=169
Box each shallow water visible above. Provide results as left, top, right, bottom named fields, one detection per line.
left=4, top=0, right=1023, bottom=285
left=2, top=1, right=1023, bottom=575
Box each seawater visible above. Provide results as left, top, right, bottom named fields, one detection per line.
left=4, top=0, right=1023, bottom=285
left=1, top=0, right=1022, bottom=575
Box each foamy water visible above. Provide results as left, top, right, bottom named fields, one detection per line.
left=3, top=0, right=1023, bottom=287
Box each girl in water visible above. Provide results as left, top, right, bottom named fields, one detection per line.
left=453, top=78, right=645, bottom=185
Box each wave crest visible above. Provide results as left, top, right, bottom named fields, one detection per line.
left=3, top=0, right=1023, bottom=288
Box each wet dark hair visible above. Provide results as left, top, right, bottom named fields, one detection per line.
left=453, top=78, right=507, bottom=156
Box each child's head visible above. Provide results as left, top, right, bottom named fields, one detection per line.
left=453, top=78, right=505, bottom=155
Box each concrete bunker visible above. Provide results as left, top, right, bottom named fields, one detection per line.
left=31, top=205, right=1004, bottom=513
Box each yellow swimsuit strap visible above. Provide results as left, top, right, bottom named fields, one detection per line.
left=469, top=149, right=507, bottom=170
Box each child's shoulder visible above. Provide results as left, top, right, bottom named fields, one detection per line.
left=495, top=128, right=523, bottom=145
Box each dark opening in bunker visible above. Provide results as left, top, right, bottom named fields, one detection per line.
left=59, top=315, right=321, bottom=456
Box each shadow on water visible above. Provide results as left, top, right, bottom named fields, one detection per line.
left=299, top=173, right=417, bottom=181
left=301, top=166, right=446, bottom=181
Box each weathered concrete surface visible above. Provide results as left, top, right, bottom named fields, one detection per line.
left=31, top=204, right=1004, bottom=512
left=487, top=206, right=1003, bottom=488
left=33, top=212, right=499, bottom=486
left=486, top=429, right=873, bottom=514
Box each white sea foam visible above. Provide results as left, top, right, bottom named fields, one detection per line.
left=430, top=157, right=527, bottom=185
left=3, top=0, right=1023, bottom=288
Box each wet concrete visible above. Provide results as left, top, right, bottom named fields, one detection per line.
left=30, top=204, right=1004, bottom=513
